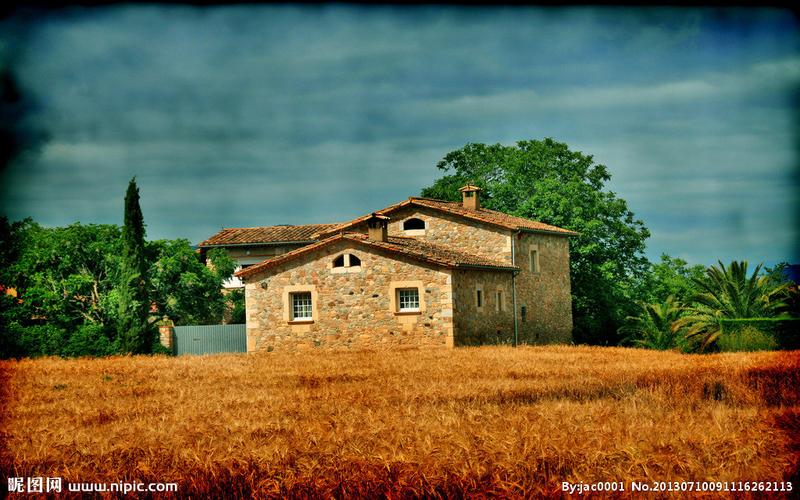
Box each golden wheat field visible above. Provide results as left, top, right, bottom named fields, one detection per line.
left=1, top=346, right=799, bottom=498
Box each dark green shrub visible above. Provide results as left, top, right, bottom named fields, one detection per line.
left=717, top=326, right=778, bottom=352
left=720, top=318, right=800, bottom=350
left=17, top=324, right=68, bottom=357
left=61, top=324, right=119, bottom=357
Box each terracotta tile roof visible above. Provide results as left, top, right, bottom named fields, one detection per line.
left=236, top=233, right=518, bottom=279
left=199, top=223, right=341, bottom=247
left=314, top=197, right=578, bottom=238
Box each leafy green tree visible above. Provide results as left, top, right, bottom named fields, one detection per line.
left=226, top=289, right=246, bottom=324
left=205, top=247, right=238, bottom=281
left=1, top=205, right=240, bottom=357
left=676, top=260, right=790, bottom=351
left=763, top=261, right=799, bottom=316
left=421, top=138, right=650, bottom=344
left=635, top=254, right=706, bottom=305
left=619, top=295, right=685, bottom=350
left=116, top=177, right=152, bottom=354
left=0, top=220, right=122, bottom=357
left=147, top=240, right=234, bottom=325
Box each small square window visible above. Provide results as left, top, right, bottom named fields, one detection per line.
left=291, top=292, right=313, bottom=320
left=397, top=288, right=420, bottom=312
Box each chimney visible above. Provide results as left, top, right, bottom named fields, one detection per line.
left=459, top=185, right=482, bottom=210
left=366, top=213, right=390, bottom=242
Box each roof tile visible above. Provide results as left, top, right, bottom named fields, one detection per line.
left=199, top=223, right=341, bottom=247
left=236, top=233, right=517, bottom=279
left=314, top=197, right=577, bottom=238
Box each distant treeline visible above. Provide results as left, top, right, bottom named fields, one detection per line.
left=0, top=216, right=242, bottom=358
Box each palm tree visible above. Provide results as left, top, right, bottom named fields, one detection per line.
left=676, top=260, right=789, bottom=351
left=620, top=295, right=684, bottom=350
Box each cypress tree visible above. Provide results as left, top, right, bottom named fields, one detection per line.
left=117, top=177, right=151, bottom=353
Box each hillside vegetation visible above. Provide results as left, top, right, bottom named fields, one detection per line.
left=1, top=346, right=798, bottom=497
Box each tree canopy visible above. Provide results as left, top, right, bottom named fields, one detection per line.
left=421, top=138, right=650, bottom=344
left=0, top=216, right=236, bottom=358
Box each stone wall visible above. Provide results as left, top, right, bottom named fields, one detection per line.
left=158, top=318, right=174, bottom=353
left=451, top=269, right=515, bottom=346
left=243, top=239, right=454, bottom=353
left=513, top=232, right=573, bottom=343
left=350, top=206, right=514, bottom=264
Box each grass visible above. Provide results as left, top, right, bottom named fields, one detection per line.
left=1, top=346, right=798, bottom=498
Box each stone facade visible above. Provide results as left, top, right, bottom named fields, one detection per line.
left=513, top=231, right=573, bottom=343
left=451, top=269, right=515, bottom=346
left=347, top=207, right=573, bottom=345
left=244, top=239, right=454, bottom=353
left=235, top=192, right=574, bottom=351
left=352, top=206, right=513, bottom=264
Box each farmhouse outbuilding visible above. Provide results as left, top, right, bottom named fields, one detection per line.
left=200, top=186, right=576, bottom=352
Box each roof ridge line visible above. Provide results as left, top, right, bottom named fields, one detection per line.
left=216, top=222, right=340, bottom=231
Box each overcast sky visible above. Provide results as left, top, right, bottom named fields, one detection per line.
left=1, top=6, right=798, bottom=266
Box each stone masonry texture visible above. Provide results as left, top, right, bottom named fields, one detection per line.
left=244, top=239, right=454, bottom=353
left=240, top=203, right=573, bottom=351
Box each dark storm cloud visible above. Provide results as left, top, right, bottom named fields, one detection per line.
left=0, top=5, right=797, bottom=265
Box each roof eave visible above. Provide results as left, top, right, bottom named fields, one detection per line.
left=200, top=240, right=317, bottom=248
left=454, top=264, right=519, bottom=272
left=516, top=227, right=579, bottom=237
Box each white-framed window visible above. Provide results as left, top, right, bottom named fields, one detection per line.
left=291, top=292, right=313, bottom=321
left=389, top=280, right=425, bottom=314
left=529, top=248, right=540, bottom=273
left=397, top=288, right=420, bottom=312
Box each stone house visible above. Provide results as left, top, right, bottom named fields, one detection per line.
left=203, top=186, right=576, bottom=352
left=198, top=223, right=340, bottom=289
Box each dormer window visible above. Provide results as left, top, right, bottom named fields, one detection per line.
left=332, top=253, right=362, bottom=272
left=403, top=218, right=426, bottom=231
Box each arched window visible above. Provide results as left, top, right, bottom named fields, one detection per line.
left=403, top=218, right=425, bottom=230
left=333, top=254, right=361, bottom=269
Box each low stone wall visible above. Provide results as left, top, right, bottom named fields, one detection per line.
left=158, top=319, right=175, bottom=352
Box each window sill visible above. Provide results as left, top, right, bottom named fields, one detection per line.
left=394, top=310, right=421, bottom=316
left=288, top=320, right=314, bottom=324
left=331, top=266, right=362, bottom=274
